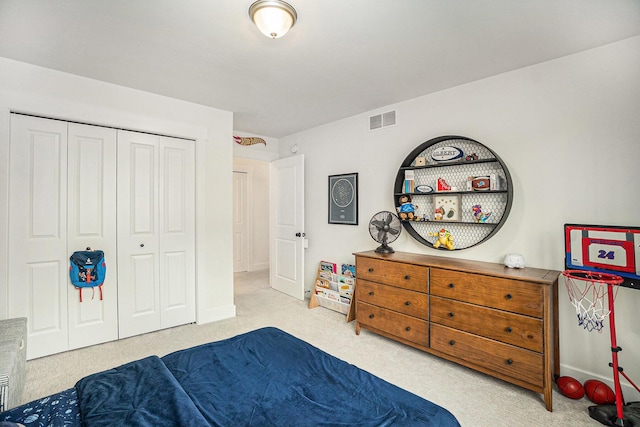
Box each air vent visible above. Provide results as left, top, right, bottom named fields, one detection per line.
left=382, top=111, right=396, bottom=127
left=369, top=114, right=382, bottom=130
left=369, top=110, right=396, bottom=131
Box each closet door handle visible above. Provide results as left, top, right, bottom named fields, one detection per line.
left=140, top=243, right=145, bottom=248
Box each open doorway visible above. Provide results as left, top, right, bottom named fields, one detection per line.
left=232, top=158, right=270, bottom=277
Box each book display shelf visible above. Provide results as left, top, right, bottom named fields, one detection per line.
left=309, top=261, right=356, bottom=322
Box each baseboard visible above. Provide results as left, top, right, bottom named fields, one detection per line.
left=561, top=364, right=640, bottom=402
left=196, top=304, right=236, bottom=325
left=249, top=263, right=269, bottom=271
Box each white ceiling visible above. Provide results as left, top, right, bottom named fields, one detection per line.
left=1, top=0, right=639, bottom=138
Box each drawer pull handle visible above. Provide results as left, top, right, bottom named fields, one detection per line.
left=505, top=327, right=512, bottom=333
left=449, top=340, right=455, bottom=346
left=368, top=291, right=374, bottom=296
left=369, top=314, right=374, bottom=319
left=405, top=275, right=411, bottom=280
left=448, top=283, right=455, bottom=288
left=405, top=326, right=411, bottom=332
left=506, top=359, right=513, bottom=365
left=368, top=268, right=374, bottom=273
left=405, top=301, right=411, bottom=306
left=448, top=312, right=455, bottom=317
left=505, top=293, right=513, bottom=300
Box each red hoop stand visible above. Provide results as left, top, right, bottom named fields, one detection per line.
left=563, top=271, right=640, bottom=426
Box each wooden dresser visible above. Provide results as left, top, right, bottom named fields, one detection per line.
left=354, top=250, right=560, bottom=411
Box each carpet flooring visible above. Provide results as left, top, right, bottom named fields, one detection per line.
left=22, top=270, right=600, bottom=426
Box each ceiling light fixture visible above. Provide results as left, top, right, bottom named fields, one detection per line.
left=249, top=0, right=297, bottom=39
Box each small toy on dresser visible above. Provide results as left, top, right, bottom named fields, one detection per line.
left=503, top=253, right=525, bottom=268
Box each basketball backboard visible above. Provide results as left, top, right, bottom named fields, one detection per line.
left=564, top=223, right=640, bottom=290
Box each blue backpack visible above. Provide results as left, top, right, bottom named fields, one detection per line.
left=69, top=249, right=106, bottom=302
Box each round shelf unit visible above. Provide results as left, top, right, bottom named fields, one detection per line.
left=394, top=135, right=513, bottom=250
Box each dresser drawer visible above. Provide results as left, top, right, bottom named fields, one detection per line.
left=430, top=268, right=543, bottom=317
left=356, top=257, right=428, bottom=292
left=431, top=324, right=543, bottom=387
left=430, top=296, right=543, bottom=352
left=357, top=279, right=428, bottom=320
left=357, top=302, right=429, bottom=347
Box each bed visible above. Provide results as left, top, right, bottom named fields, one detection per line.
left=1, top=327, right=460, bottom=426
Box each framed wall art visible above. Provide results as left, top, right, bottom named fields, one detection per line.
left=433, top=194, right=461, bottom=222
left=328, top=173, right=358, bottom=225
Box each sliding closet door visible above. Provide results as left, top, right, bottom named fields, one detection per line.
left=117, top=130, right=161, bottom=338
left=8, top=115, right=69, bottom=358
left=67, top=123, right=118, bottom=349
left=158, top=136, right=195, bottom=329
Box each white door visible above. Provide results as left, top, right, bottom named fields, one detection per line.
left=233, top=171, right=248, bottom=272
left=67, top=123, right=118, bottom=350
left=270, top=155, right=305, bottom=300
left=117, top=131, right=161, bottom=338
left=118, top=131, right=195, bottom=338
left=158, top=136, right=195, bottom=329
left=8, top=115, right=69, bottom=358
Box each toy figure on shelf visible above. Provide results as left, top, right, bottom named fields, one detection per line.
left=472, top=204, right=492, bottom=223
left=434, top=206, right=444, bottom=221
left=397, top=194, right=420, bottom=221
left=430, top=228, right=455, bottom=250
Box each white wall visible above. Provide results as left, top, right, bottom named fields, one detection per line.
left=0, top=57, right=236, bottom=325
left=279, top=36, right=640, bottom=400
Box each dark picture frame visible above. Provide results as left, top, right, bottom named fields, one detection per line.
left=328, top=173, right=358, bottom=225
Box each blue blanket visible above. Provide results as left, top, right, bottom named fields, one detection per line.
left=3, top=327, right=460, bottom=426
left=76, top=355, right=209, bottom=427
left=162, top=327, right=459, bottom=426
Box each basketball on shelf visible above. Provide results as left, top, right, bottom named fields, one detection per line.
left=584, top=379, right=616, bottom=405
left=556, top=376, right=585, bottom=399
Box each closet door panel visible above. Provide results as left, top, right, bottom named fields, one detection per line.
left=117, top=131, right=161, bottom=339
left=159, top=137, right=195, bottom=328
left=8, top=115, right=69, bottom=359
left=67, top=123, right=118, bottom=349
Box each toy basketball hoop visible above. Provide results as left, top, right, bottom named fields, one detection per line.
left=563, top=269, right=640, bottom=426
left=562, top=270, right=623, bottom=332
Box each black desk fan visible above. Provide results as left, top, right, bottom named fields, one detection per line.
left=369, top=211, right=401, bottom=254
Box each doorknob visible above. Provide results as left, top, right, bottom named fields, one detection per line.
left=295, top=232, right=306, bottom=237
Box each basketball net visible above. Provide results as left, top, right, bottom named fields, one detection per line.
left=562, top=270, right=623, bottom=333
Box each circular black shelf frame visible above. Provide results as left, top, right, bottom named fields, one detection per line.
left=394, top=135, right=513, bottom=250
